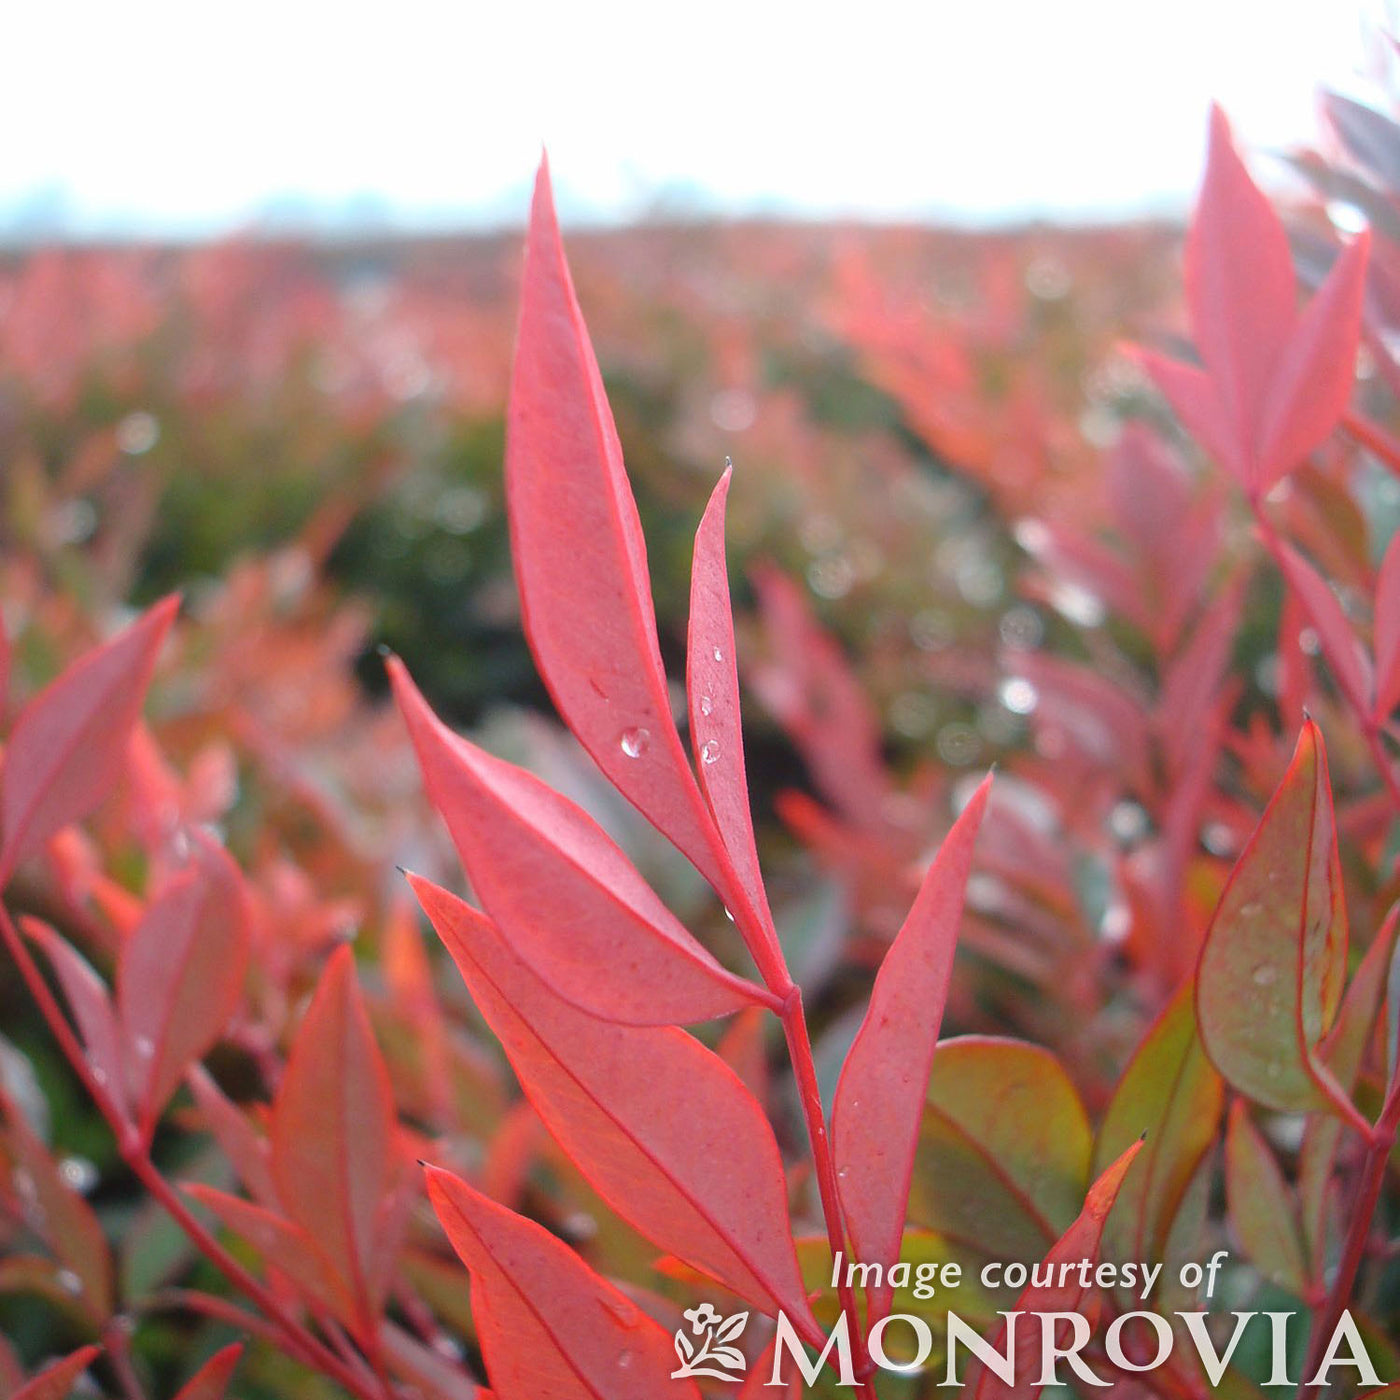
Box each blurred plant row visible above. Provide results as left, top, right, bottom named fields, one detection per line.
left=0, top=54, right=1399, bottom=1400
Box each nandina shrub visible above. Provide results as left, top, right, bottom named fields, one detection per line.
left=0, top=95, right=1398, bottom=1400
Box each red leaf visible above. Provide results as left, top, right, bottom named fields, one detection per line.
left=830, top=775, right=990, bottom=1321
left=410, top=875, right=815, bottom=1329
left=185, top=1184, right=357, bottom=1327
left=1258, top=231, right=1370, bottom=493
left=270, top=944, right=399, bottom=1341
left=0, top=595, right=178, bottom=883
left=1136, top=351, right=1241, bottom=484
left=391, top=659, right=767, bottom=1026
left=687, top=466, right=776, bottom=941
left=187, top=1066, right=279, bottom=1208
left=970, top=1141, right=1143, bottom=1400
left=117, top=833, right=250, bottom=1135
left=426, top=1166, right=701, bottom=1400
left=1185, top=105, right=1297, bottom=489
left=12, top=1346, right=102, bottom=1400
left=171, top=1343, right=243, bottom=1400
left=1376, top=529, right=1400, bottom=721
left=22, top=917, right=127, bottom=1119
left=506, top=157, right=726, bottom=891
left=1274, top=543, right=1373, bottom=710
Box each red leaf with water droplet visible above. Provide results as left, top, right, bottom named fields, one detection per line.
left=411, top=874, right=815, bottom=1330
left=426, top=1166, right=700, bottom=1400
left=12, top=1346, right=102, bottom=1400
left=687, top=467, right=775, bottom=944
left=831, top=774, right=990, bottom=1321
left=0, top=595, right=178, bottom=883
left=270, top=944, right=399, bottom=1342
left=970, top=1140, right=1143, bottom=1400
left=171, top=1343, right=243, bottom=1400
left=1375, top=529, right=1400, bottom=721
left=117, top=833, right=250, bottom=1137
left=391, top=658, right=767, bottom=1025
left=506, top=157, right=727, bottom=893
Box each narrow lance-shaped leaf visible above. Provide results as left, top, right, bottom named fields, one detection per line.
left=11, top=1346, right=103, bottom=1400
left=410, top=875, right=817, bottom=1334
left=0, top=595, right=178, bottom=883
left=970, top=1141, right=1144, bottom=1400
left=391, top=659, right=767, bottom=1026
left=426, top=1166, right=701, bottom=1400
left=687, top=465, right=777, bottom=942
left=117, top=833, right=251, bottom=1136
left=1195, top=721, right=1354, bottom=1119
left=831, top=774, right=990, bottom=1322
left=270, top=944, right=399, bottom=1343
left=1274, top=543, right=1373, bottom=711
left=1224, top=1101, right=1308, bottom=1296
left=171, top=1343, right=243, bottom=1400
left=22, top=917, right=128, bottom=1119
left=1375, top=529, right=1400, bottom=722
left=506, top=157, right=728, bottom=893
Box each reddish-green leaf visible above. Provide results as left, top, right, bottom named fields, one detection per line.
left=1224, top=1102, right=1308, bottom=1296
left=1376, top=530, right=1400, bottom=721
left=171, top=1343, right=243, bottom=1400
left=687, top=466, right=775, bottom=940
left=411, top=875, right=814, bottom=1330
left=970, top=1141, right=1143, bottom=1400
left=1094, top=983, right=1223, bottom=1300
left=1195, top=721, right=1352, bottom=1118
left=909, top=1037, right=1092, bottom=1263
left=391, top=659, right=764, bottom=1025
left=831, top=775, right=989, bottom=1320
left=11, top=1346, right=102, bottom=1400
left=506, top=157, right=725, bottom=891
left=117, top=833, right=250, bottom=1135
left=426, top=1166, right=700, bottom=1400
left=187, top=1066, right=279, bottom=1208
left=0, top=595, right=178, bottom=883
left=270, top=944, right=399, bottom=1341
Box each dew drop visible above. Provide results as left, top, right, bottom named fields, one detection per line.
left=700, top=694, right=714, bottom=717
left=56, top=1268, right=83, bottom=1296
left=135, top=1035, right=155, bottom=1059
left=619, top=727, right=650, bottom=759
left=701, top=739, right=721, bottom=766
left=723, top=907, right=735, bottom=923
left=1239, top=901, right=1263, bottom=919
left=1252, top=965, right=1277, bottom=987
left=618, top=1350, right=634, bottom=1370
left=58, top=1156, right=98, bottom=1194
left=712, top=647, right=723, bottom=663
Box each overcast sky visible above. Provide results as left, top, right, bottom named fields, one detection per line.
left=3, top=0, right=1381, bottom=237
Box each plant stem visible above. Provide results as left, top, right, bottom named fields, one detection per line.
left=1341, top=408, right=1400, bottom=481
left=0, top=899, right=389, bottom=1400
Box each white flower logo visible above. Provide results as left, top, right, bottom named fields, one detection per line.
left=671, top=1303, right=750, bottom=1381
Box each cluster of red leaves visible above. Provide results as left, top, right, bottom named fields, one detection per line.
left=1, top=77, right=1400, bottom=1400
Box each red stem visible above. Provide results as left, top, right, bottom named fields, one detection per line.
left=1341, top=408, right=1400, bottom=481
left=0, top=899, right=388, bottom=1400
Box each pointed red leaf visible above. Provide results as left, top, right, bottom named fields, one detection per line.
left=687, top=467, right=775, bottom=939
left=1185, top=105, right=1296, bottom=489
left=117, top=834, right=250, bottom=1135
left=426, top=1166, right=701, bottom=1400
left=1274, top=543, right=1373, bottom=711
left=184, top=1184, right=357, bottom=1327
left=1376, top=529, right=1400, bottom=721
left=1196, top=721, right=1352, bottom=1117
left=411, top=875, right=814, bottom=1330
left=506, top=158, right=725, bottom=890
left=1258, top=232, right=1370, bottom=491
left=831, top=774, right=989, bottom=1322
left=970, top=1141, right=1143, bottom=1400
left=1136, top=350, right=1243, bottom=485
left=187, top=1066, right=279, bottom=1208
left=12, top=1346, right=102, bottom=1400
left=270, top=945, right=399, bottom=1340
left=171, top=1344, right=243, bottom=1400
left=22, top=917, right=127, bottom=1118
left=391, top=659, right=767, bottom=1025
left=0, top=595, right=178, bottom=883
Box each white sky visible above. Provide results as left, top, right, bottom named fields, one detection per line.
left=1, top=0, right=1380, bottom=236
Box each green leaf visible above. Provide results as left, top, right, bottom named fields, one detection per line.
left=1224, top=1102, right=1309, bottom=1296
